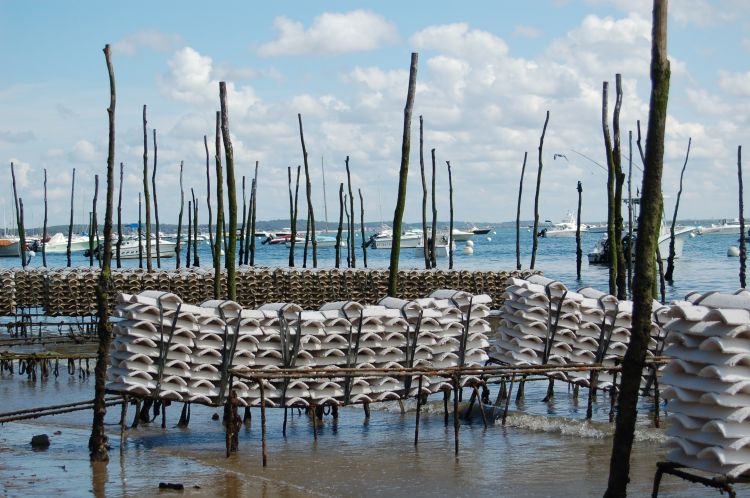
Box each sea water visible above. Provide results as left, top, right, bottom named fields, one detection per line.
left=0, top=228, right=746, bottom=496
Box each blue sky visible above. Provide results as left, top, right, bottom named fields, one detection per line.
left=1, top=0, right=749, bottom=229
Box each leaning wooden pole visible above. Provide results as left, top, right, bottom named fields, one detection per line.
left=219, top=82, right=238, bottom=301
left=605, top=1, right=670, bottom=495
left=359, top=188, right=368, bottom=268
left=89, top=43, right=116, bottom=462
left=298, top=114, right=317, bottom=268
left=419, top=115, right=429, bottom=268
left=18, top=199, right=26, bottom=266
left=665, top=137, right=691, bottom=282
left=388, top=52, right=418, bottom=297
left=116, top=163, right=123, bottom=268
left=576, top=181, right=583, bottom=280
left=142, top=105, right=153, bottom=272
left=740, top=145, right=746, bottom=289
left=516, top=152, right=528, bottom=271
left=204, top=136, right=215, bottom=261
left=42, top=169, right=48, bottom=267
left=346, top=156, right=355, bottom=268
left=602, top=81, right=618, bottom=296
left=10, top=162, right=26, bottom=267
left=214, top=112, right=225, bottom=298
left=243, top=179, right=253, bottom=265
left=446, top=160, right=455, bottom=270
left=175, top=162, right=184, bottom=270
left=152, top=129, right=161, bottom=268
left=529, top=111, right=550, bottom=270
left=67, top=168, right=76, bottom=267
left=335, top=183, right=344, bottom=268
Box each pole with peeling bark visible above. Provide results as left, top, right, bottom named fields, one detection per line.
left=336, top=183, right=344, bottom=268
left=419, top=116, right=429, bottom=268
left=175, top=162, right=184, bottom=270
left=116, top=163, right=123, bottom=268
left=446, top=160, right=454, bottom=270
left=152, top=129, right=161, bottom=268
left=612, top=74, right=626, bottom=299
left=219, top=82, right=238, bottom=300
left=346, top=157, right=355, bottom=268
left=740, top=146, right=746, bottom=289
left=67, top=168, right=76, bottom=267
left=605, top=1, right=670, bottom=494
left=10, top=162, right=26, bottom=267
left=388, top=52, right=418, bottom=296
left=576, top=181, right=583, bottom=280
left=214, top=112, right=224, bottom=298
left=359, top=188, right=367, bottom=267
left=204, top=136, right=214, bottom=261
left=430, top=148, right=438, bottom=269
left=530, top=111, right=549, bottom=270
left=89, top=43, right=116, bottom=462
left=602, top=82, right=618, bottom=296
left=516, top=152, right=528, bottom=271
left=42, top=169, right=47, bottom=267
left=665, top=137, right=691, bottom=282
left=142, top=105, right=152, bottom=272
left=298, top=114, right=317, bottom=268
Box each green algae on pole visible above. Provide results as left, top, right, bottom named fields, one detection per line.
left=388, top=52, right=418, bottom=297
left=612, top=74, right=626, bottom=299
left=89, top=43, right=116, bottom=462
left=219, top=82, right=238, bottom=300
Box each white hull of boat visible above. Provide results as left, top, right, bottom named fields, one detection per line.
left=414, top=244, right=451, bottom=258
left=44, top=234, right=91, bottom=253
left=587, top=227, right=694, bottom=264
left=449, top=229, right=474, bottom=242
left=698, top=225, right=742, bottom=236
left=543, top=227, right=588, bottom=238
left=118, top=240, right=177, bottom=259
left=370, top=235, right=421, bottom=249
left=286, top=237, right=344, bottom=248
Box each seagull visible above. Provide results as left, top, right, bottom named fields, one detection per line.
left=553, top=153, right=568, bottom=161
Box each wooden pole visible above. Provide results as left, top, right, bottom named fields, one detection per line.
left=142, top=105, right=152, bottom=272
left=627, top=131, right=633, bottom=297
left=388, top=52, right=418, bottom=296
left=204, top=136, right=215, bottom=262
left=116, top=163, right=123, bottom=268
left=530, top=111, right=550, bottom=269
left=90, top=43, right=116, bottom=462
left=243, top=179, right=252, bottom=265
left=576, top=181, right=583, bottom=279
left=138, top=193, right=143, bottom=268
left=90, top=175, right=99, bottom=267
left=414, top=375, right=423, bottom=446
left=430, top=148, right=438, bottom=269
left=346, top=156, right=355, bottom=268
left=344, top=195, right=351, bottom=267
left=446, top=160, right=454, bottom=270
left=67, top=168, right=76, bottom=267
left=175, top=162, right=184, bottom=270
left=287, top=166, right=297, bottom=267
left=665, top=137, right=691, bottom=282
left=186, top=200, right=192, bottom=268
left=219, top=82, right=238, bottom=300
left=359, top=188, right=367, bottom=268
left=19, top=199, right=26, bottom=265
left=606, top=1, right=670, bottom=494
left=740, top=145, right=746, bottom=289
left=259, top=380, right=268, bottom=467
left=419, top=116, right=429, bottom=268
left=303, top=210, right=311, bottom=268
left=239, top=176, right=247, bottom=265
left=42, top=169, right=48, bottom=267
left=214, top=112, right=224, bottom=298
left=613, top=74, right=627, bottom=299
left=336, top=183, right=344, bottom=268
left=192, top=189, right=199, bottom=267
left=298, top=114, right=317, bottom=268
left=516, top=152, right=528, bottom=271
left=152, top=129, right=161, bottom=268
left=602, top=81, right=618, bottom=296
left=10, top=162, right=26, bottom=267
left=249, top=161, right=258, bottom=266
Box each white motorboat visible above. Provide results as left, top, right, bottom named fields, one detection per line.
left=415, top=238, right=454, bottom=258
left=447, top=228, right=474, bottom=242
left=367, top=228, right=422, bottom=249
left=588, top=226, right=695, bottom=264
left=469, top=225, right=493, bottom=235
left=0, top=237, right=20, bottom=257
left=541, top=212, right=587, bottom=238
left=697, top=219, right=742, bottom=236
left=117, top=238, right=177, bottom=259
left=43, top=232, right=91, bottom=253
left=286, top=235, right=345, bottom=249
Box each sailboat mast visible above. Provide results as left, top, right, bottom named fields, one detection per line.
left=321, top=156, right=329, bottom=233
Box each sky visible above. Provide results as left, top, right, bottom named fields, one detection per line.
left=1, top=0, right=749, bottom=229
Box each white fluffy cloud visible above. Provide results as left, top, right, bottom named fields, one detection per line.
left=258, top=10, right=398, bottom=56
left=112, top=30, right=183, bottom=56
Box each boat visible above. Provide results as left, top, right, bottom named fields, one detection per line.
left=116, top=238, right=177, bottom=259
left=469, top=225, right=493, bottom=235
left=697, top=219, right=742, bottom=236
left=367, top=228, right=422, bottom=249
left=540, top=212, right=587, bottom=238
left=415, top=238, right=454, bottom=258
left=285, top=235, right=345, bottom=248
left=446, top=228, right=474, bottom=242
left=42, top=232, right=91, bottom=253
left=0, top=237, right=20, bottom=257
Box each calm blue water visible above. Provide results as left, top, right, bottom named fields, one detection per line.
left=3, top=227, right=743, bottom=303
